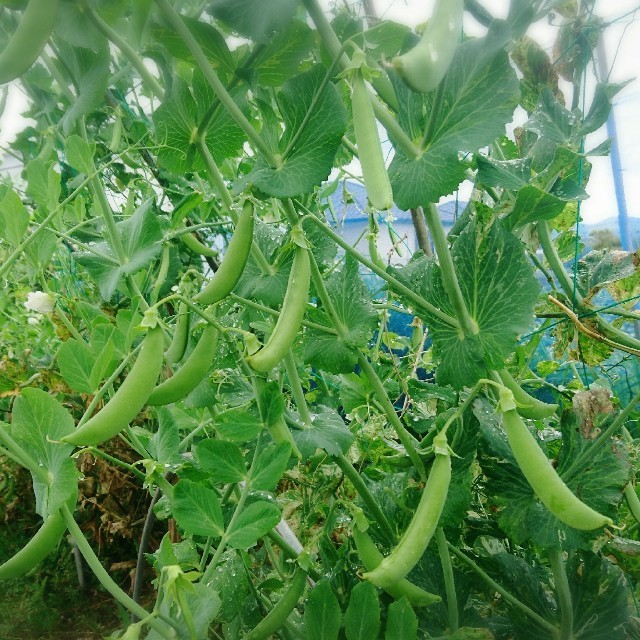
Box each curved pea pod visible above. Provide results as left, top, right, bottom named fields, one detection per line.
left=246, top=244, right=310, bottom=373
left=0, top=510, right=66, bottom=580
left=62, top=326, right=165, bottom=447
left=0, top=0, right=60, bottom=85
left=501, top=406, right=612, bottom=530
left=624, top=484, right=640, bottom=525
left=498, top=369, right=558, bottom=419
left=351, top=67, right=393, bottom=211
left=147, top=320, right=218, bottom=406
left=391, top=0, right=463, bottom=93
left=244, top=565, right=308, bottom=640
left=180, top=230, right=218, bottom=257
left=164, top=302, right=190, bottom=365
left=353, top=525, right=440, bottom=607
left=194, top=201, right=254, bottom=305
left=363, top=432, right=451, bottom=589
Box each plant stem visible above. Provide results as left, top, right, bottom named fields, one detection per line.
left=424, top=203, right=477, bottom=336
left=85, top=446, right=146, bottom=482
left=447, top=543, right=558, bottom=634
left=53, top=302, right=86, bottom=344
left=410, top=207, right=432, bottom=256
left=436, top=528, right=459, bottom=633
left=0, top=429, right=50, bottom=484
left=549, top=550, right=575, bottom=640
left=156, top=0, right=277, bottom=164
left=61, top=505, right=175, bottom=639
left=283, top=350, right=313, bottom=425
left=357, top=353, right=427, bottom=481
left=333, top=454, right=397, bottom=545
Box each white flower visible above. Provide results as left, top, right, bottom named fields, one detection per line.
left=27, top=316, right=41, bottom=326
left=24, top=291, right=55, bottom=314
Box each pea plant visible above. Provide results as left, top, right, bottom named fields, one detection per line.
left=1, top=0, right=640, bottom=638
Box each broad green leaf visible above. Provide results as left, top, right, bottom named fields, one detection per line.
left=180, top=582, right=222, bottom=638
left=305, top=580, right=341, bottom=640
left=0, top=187, right=29, bottom=247
left=250, top=442, right=291, bottom=491
left=65, top=134, right=96, bottom=175
left=385, top=597, right=417, bottom=640
left=576, top=81, right=630, bottom=138
left=88, top=325, right=117, bottom=387
left=476, top=156, right=531, bottom=191
left=208, top=0, right=300, bottom=43
left=226, top=501, right=281, bottom=549
left=506, top=184, right=567, bottom=228
left=255, top=379, right=285, bottom=427
left=25, top=159, right=61, bottom=212
left=389, top=23, right=519, bottom=209
left=293, top=405, right=355, bottom=460
left=172, top=479, right=224, bottom=538
left=304, top=256, right=378, bottom=374
left=57, top=339, right=96, bottom=394
left=196, top=439, right=246, bottom=483
left=206, top=550, right=249, bottom=623
left=149, top=408, right=182, bottom=466
left=345, top=582, right=380, bottom=640
left=241, top=65, right=347, bottom=197
left=11, top=389, right=77, bottom=517
left=215, top=408, right=263, bottom=443
left=577, top=249, right=637, bottom=299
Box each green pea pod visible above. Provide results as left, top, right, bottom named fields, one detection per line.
left=363, top=432, right=451, bottom=589
left=624, top=483, right=640, bottom=525
left=391, top=0, right=463, bottom=93
left=0, top=510, right=66, bottom=580
left=244, top=566, right=308, bottom=640
left=351, top=67, right=393, bottom=211
left=501, top=407, right=612, bottom=530
left=180, top=231, right=218, bottom=257
left=62, top=326, right=164, bottom=447
left=246, top=244, right=310, bottom=373
left=0, top=0, right=60, bottom=85
left=498, top=369, right=558, bottom=419
left=164, top=302, right=190, bottom=365
left=353, top=526, right=440, bottom=607
left=194, top=202, right=254, bottom=304
left=147, top=320, right=218, bottom=406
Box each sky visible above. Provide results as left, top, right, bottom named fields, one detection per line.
left=0, top=0, right=638, bottom=225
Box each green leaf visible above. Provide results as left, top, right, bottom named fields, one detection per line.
left=149, top=407, right=181, bottom=466
left=389, top=23, right=519, bottom=209
left=506, top=184, right=567, bottom=228
left=11, top=389, right=77, bottom=517
left=206, top=550, right=249, bottom=623
left=304, top=580, right=341, bottom=640
left=293, top=405, right=355, bottom=460
left=25, top=159, right=61, bottom=212
left=241, top=65, right=347, bottom=197
left=385, top=597, right=417, bottom=640
left=57, top=339, right=96, bottom=394
left=226, top=501, right=281, bottom=549
left=345, top=582, right=380, bottom=640
left=304, top=256, right=378, bottom=374
left=578, top=249, right=637, bottom=299
left=255, top=379, right=285, bottom=427
left=476, top=155, right=531, bottom=190
left=0, top=187, right=29, bottom=247
left=196, top=439, right=246, bottom=483
left=75, top=200, right=162, bottom=300
left=250, top=442, right=291, bottom=491
left=172, top=479, right=224, bottom=538
left=576, top=82, right=630, bottom=138
left=65, top=134, right=96, bottom=175
left=208, top=0, right=300, bottom=43
left=215, top=408, right=263, bottom=443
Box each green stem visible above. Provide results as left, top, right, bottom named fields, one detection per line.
left=62, top=505, right=175, bottom=639
left=447, top=543, right=558, bottom=634
left=150, top=244, right=171, bottom=306
left=436, top=528, right=458, bottom=633
left=424, top=203, right=477, bottom=336
left=300, top=213, right=459, bottom=329
left=156, top=0, right=277, bottom=164
left=549, top=550, right=575, bottom=640
left=0, top=429, right=50, bottom=484
left=85, top=446, right=146, bottom=482
left=53, top=302, right=86, bottom=344
left=83, top=3, right=164, bottom=99
left=283, top=350, right=312, bottom=425
left=357, top=353, right=426, bottom=481
left=334, top=454, right=397, bottom=545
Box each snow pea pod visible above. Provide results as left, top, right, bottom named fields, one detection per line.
left=180, top=231, right=218, bottom=257
left=164, top=302, right=190, bottom=365
left=498, top=369, right=558, bottom=419
left=62, top=326, right=164, bottom=447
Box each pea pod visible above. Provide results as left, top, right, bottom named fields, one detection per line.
left=363, top=432, right=451, bottom=589
left=244, top=566, right=308, bottom=640
left=194, top=202, right=254, bottom=304
left=62, top=326, right=164, bottom=447
left=164, top=302, right=190, bottom=365
left=498, top=369, right=558, bottom=419
left=624, top=483, right=640, bottom=525
left=351, top=65, right=393, bottom=210
left=353, top=525, right=440, bottom=607
left=391, top=0, right=463, bottom=93
left=246, top=244, right=310, bottom=373
left=147, top=319, right=218, bottom=406
left=0, top=0, right=60, bottom=85
left=501, top=404, right=612, bottom=530
left=0, top=510, right=66, bottom=580
left=180, top=231, right=218, bottom=257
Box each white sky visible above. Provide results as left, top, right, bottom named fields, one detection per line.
left=1, top=0, right=638, bottom=224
